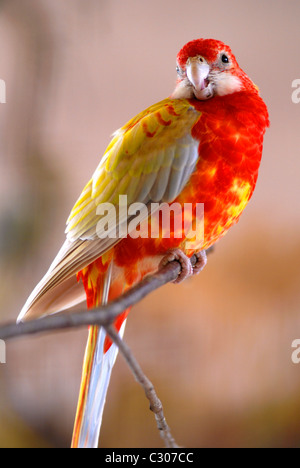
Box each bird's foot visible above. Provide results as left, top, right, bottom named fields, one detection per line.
left=192, top=250, right=207, bottom=275
left=159, top=248, right=208, bottom=284
left=159, top=248, right=193, bottom=284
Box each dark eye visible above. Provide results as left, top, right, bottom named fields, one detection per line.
left=221, top=54, right=229, bottom=64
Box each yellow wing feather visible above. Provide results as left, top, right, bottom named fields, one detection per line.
left=66, top=98, right=200, bottom=241
left=18, top=99, right=200, bottom=321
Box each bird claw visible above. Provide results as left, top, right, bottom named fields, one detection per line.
left=159, top=248, right=207, bottom=284
left=193, top=250, right=207, bottom=275
left=158, top=249, right=191, bottom=284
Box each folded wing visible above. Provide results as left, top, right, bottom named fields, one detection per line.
left=18, top=98, right=200, bottom=321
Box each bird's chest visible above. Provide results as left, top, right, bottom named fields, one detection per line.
left=180, top=110, right=260, bottom=197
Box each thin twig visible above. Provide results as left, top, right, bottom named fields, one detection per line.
left=105, top=324, right=179, bottom=448
left=0, top=252, right=211, bottom=447
left=0, top=255, right=196, bottom=341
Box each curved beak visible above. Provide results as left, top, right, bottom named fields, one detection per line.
left=186, top=56, right=212, bottom=100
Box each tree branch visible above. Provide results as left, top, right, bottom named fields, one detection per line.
left=105, top=324, right=179, bottom=448
left=0, top=255, right=197, bottom=341
left=0, top=252, right=210, bottom=448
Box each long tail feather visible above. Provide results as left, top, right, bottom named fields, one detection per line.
left=71, top=321, right=126, bottom=448
left=71, top=261, right=129, bottom=448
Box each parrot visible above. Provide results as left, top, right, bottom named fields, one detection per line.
left=18, top=38, right=269, bottom=448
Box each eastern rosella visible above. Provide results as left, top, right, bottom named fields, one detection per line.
left=18, top=39, right=269, bottom=448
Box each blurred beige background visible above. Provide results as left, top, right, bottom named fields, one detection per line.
left=0, top=0, right=300, bottom=448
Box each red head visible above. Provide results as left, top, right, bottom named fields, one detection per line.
left=172, top=38, right=258, bottom=100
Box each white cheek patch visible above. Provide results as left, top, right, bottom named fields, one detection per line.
left=216, top=73, right=242, bottom=96
left=171, top=80, right=194, bottom=99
